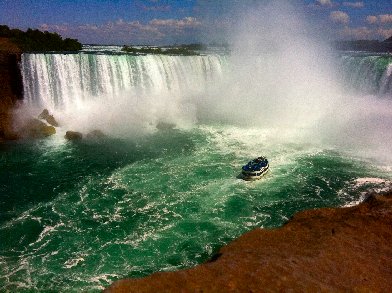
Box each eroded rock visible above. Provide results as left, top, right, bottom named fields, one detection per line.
left=18, top=118, right=56, bottom=138
left=65, top=131, right=83, bottom=140
left=38, top=109, right=59, bottom=127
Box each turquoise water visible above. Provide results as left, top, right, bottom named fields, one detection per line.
left=1, top=125, right=391, bottom=291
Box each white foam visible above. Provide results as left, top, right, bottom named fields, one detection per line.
left=30, top=223, right=65, bottom=246
left=64, top=257, right=85, bottom=269
left=353, top=177, right=387, bottom=185
left=342, top=195, right=367, bottom=208
left=341, top=177, right=392, bottom=207
left=89, top=273, right=120, bottom=290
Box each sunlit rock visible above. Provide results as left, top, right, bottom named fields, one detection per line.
left=19, top=118, right=56, bottom=138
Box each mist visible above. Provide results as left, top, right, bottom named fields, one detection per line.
left=17, top=1, right=392, bottom=163
left=196, top=1, right=392, bottom=164
left=202, top=2, right=337, bottom=123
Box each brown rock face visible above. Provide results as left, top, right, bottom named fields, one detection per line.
left=18, top=118, right=56, bottom=138
left=0, top=38, right=22, bottom=140
left=65, top=130, right=83, bottom=140
left=105, top=193, right=392, bottom=292
left=0, top=95, right=17, bottom=140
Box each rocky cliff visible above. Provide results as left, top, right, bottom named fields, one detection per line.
left=105, top=193, right=392, bottom=292
left=0, top=37, right=22, bottom=140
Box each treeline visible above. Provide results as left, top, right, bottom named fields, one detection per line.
left=0, top=25, right=82, bottom=52
left=333, top=37, right=392, bottom=52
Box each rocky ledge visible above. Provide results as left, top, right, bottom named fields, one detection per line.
left=105, top=193, right=392, bottom=292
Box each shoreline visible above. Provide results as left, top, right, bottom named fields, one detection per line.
left=105, top=192, right=392, bottom=292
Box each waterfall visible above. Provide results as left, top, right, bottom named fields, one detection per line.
left=19, top=50, right=392, bottom=136
left=340, top=54, right=392, bottom=96
left=21, top=52, right=226, bottom=111
left=21, top=52, right=392, bottom=113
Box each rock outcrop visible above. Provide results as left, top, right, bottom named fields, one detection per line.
left=0, top=38, right=22, bottom=141
left=65, top=131, right=83, bottom=140
left=18, top=118, right=56, bottom=138
left=38, top=109, right=59, bottom=127
left=156, top=121, right=176, bottom=130
left=105, top=193, right=392, bottom=292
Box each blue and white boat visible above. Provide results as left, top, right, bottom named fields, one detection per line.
left=241, top=156, right=269, bottom=180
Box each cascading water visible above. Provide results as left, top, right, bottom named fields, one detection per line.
left=21, top=52, right=226, bottom=111
left=340, top=54, right=392, bottom=96
left=20, top=51, right=226, bottom=135
left=20, top=50, right=392, bottom=134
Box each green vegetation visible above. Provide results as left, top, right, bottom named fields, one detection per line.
left=122, top=44, right=205, bottom=55
left=0, top=25, right=82, bottom=52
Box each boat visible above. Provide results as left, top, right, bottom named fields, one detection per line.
left=241, top=156, right=269, bottom=180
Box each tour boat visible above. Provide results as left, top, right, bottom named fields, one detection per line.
left=241, top=156, right=269, bottom=180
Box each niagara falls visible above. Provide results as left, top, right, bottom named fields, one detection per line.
left=1, top=0, right=392, bottom=292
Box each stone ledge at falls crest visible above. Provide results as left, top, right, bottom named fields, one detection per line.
left=105, top=193, right=392, bottom=292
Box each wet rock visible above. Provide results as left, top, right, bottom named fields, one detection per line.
left=156, top=121, right=176, bottom=130
left=86, top=129, right=106, bottom=139
left=38, top=109, right=59, bottom=127
left=0, top=43, right=23, bottom=140
left=0, top=96, right=18, bottom=140
left=19, top=118, right=56, bottom=138
left=65, top=131, right=83, bottom=140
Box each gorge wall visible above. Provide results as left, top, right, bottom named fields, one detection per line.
left=0, top=38, right=22, bottom=140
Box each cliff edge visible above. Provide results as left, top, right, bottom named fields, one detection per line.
left=0, top=37, right=22, bottom=140
left=105, top=193, right=392, bottom=292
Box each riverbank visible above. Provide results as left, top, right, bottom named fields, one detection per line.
left=106, top=192, right=392, bottom=292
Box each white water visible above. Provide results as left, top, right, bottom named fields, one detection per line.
left=22, top=54, right=225, bottom=109
left=340, top=54, right=392, bottom=96
left=21, top=53, right=226, bottom=135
